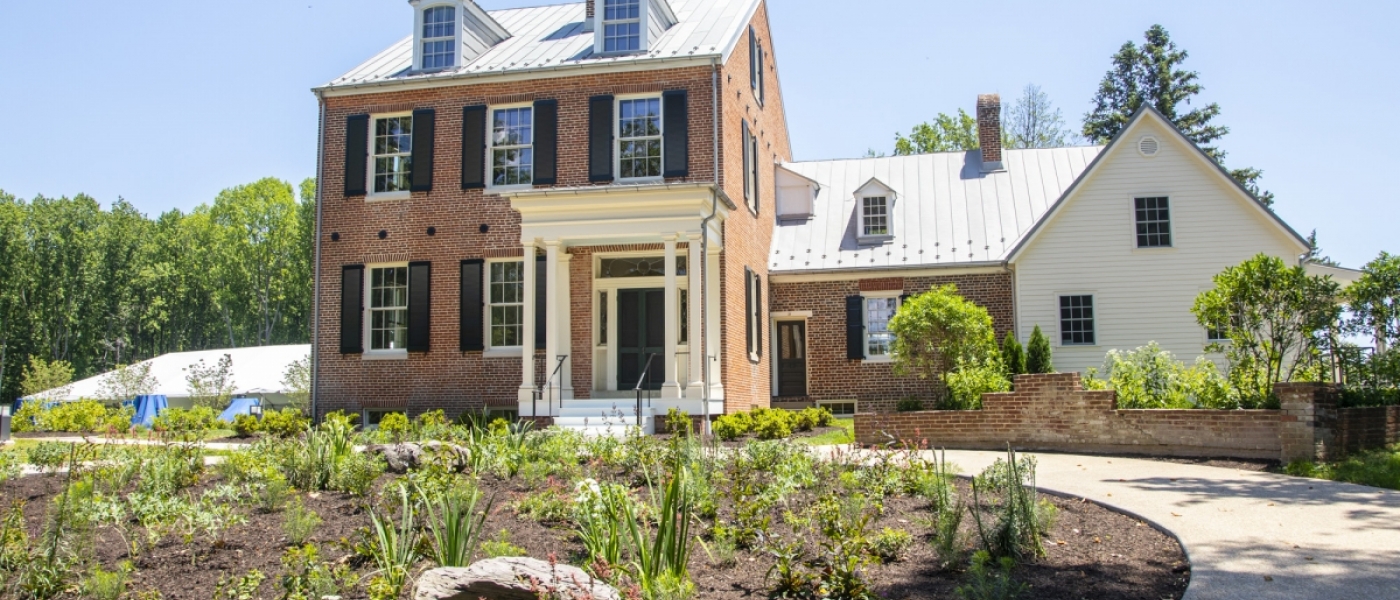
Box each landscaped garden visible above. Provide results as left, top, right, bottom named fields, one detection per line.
left=0, top=412, right=1189, bottom=600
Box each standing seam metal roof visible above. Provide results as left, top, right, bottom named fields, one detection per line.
left=771, top=147, right=1103, bottom=273
left=323, top=0, right=759, bottom=90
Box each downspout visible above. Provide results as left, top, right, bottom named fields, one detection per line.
left=699, top=57, right=721, bottom=437
left=310, top=92, right=327, bottom=422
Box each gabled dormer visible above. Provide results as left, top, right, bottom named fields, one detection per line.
left=854, top=178, right=897, bottom=244
left=409, top=0, right=510, bottom=73
left=776, top=165, right=820, bottom=221
left=589, top=0, right=677, bottom=56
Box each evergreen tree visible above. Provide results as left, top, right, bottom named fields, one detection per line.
left=1027, top=325, right=1054, bottom=374
left=1001, top=331, right=1026, bottom=379
left=1083, top=25, right=1275, bottom=206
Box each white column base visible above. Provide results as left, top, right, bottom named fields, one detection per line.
left=660, top=382, right=683, bottom=400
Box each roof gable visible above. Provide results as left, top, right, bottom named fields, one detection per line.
left=1005, top=106, right=1310, bottom=262
left=854, top=177, right=897, bottom=200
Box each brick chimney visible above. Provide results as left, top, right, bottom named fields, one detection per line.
left=977, top=94, right=1004, bottom=172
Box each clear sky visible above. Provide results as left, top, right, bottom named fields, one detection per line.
left=1, top=0, right=1395, bottom=267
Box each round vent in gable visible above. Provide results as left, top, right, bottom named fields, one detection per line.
left=1138, top=136, right=1161, bottom=157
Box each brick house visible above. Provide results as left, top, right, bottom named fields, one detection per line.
left=311, top=0, right=1336, bottom=427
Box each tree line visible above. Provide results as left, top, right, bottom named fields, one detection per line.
left=0, top=177, right=315, bottom=401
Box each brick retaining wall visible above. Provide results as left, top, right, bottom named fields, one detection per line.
left=1335, top=405, right=1400, bottom=456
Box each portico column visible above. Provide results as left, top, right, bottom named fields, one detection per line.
left=544, top=241, right=565, bottom=406
left=706, top=244, right=725, bottom=401
left=518, top=242, right=538, bottom=407
left=558, top=248, right=575, bottom=400
left=686, top=234, right=704, bottom=399
left=661, top=235, right=682, bottom=399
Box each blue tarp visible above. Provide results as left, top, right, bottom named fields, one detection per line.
left=131, top=395, right=168, bottom=427
left=218, top=397, right=261, bottom=423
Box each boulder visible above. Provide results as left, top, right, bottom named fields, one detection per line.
left=414, top=558, right=621, bottom=600
left=364, top=442, right=470, bottom=473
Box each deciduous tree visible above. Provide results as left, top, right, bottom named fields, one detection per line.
left=1005, top=85, right=1077, bottom=149
left=894, top=110, right=979, bottom=155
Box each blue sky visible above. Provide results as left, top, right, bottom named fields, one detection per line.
left=1, top=0, right=1395, bottom=267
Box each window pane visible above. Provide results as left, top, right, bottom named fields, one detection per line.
left=1134, top=196, right=1172, bottom=248
left=866, top=297, right=898, bottom=356
left=1059, top=295, right=1096, bottom=345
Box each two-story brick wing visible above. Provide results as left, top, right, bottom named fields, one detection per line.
left=313, top=0, right=787, bottom=431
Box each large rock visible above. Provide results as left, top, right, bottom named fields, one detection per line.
left=364, top=442, right=470, bottom=473
left=414, top=558, right=621, bottom=600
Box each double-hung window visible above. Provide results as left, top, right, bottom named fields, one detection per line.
left=490, top=106, right=533, bottom=187
left=601, top=0, right=641, bottom=53
left=1134, top=196, right=1172, bottom=248
left=420, top=6, right=456, bottom=70
left=368, top=266, right=409, bottom=351
left=862, top=196, right=889, bottom=237
left=372, top=115, right=413, bottom=195
left=618, top=97, right=662, bottom=180
left=488, top=261, right=525, bottom=348
left=865, top=295, right=900, bottom=359
left=1059, top=295, right=1096, bottom=346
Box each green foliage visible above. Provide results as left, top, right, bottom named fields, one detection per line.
left=152, top=406, right=221, bottom=433
left=1193, top=254, right=1342, bottom=407
left=19, top=400, right=131, bottom=433
left=365, top=485, right=420, bottom=600
left=97, top=362, right=158, bottom=404
left=943, top=359, right=1012, bottom=410
left=895, top=398, right=925, bottom=412
left=752, top=409, right=793, bottom=440
left=969, top=449, right=1044, bottom=560
left=665, top=408, right=692, bottom=436
left=573, top=478, right=633, bottom=568
left=1096, top=343, right=1238, bottom=409
left=418, top=483, right=493, bottom=568
left=1348, top=252, right=1400, bottom=347
left=894, top=109, right=979, bottom=155
left=27, top=442, right=71, bottom=473
left=889, top=284, right=1000, bottom=381
left=512, top=487, right=571, bottom=524
left=282, top=497, right=321, bottom=546
left=1026, top=326, right=1053, bottom=374
left=280, top=354, right=311, bottom=413
left=478, top=530, right=527, bottom=558
left=20, top=357, right=74, bottom=399
left=624, top=453, right=696, bottom=599
left=1001, top=332, right=1026, bottom=379
left=956, top=550, right=1027, bottom=600
left=213, top=569, right=266, bottom=600
left=869, top=527, right=913, bottom=563
left=712, top=413, right=751, bottom=441
left=0, top=500, right=29, bottom=573
left=232, top=413, right=262, bottom=437
left=260, top=408, right=310, bottom=438
left=184, top=353, right=236, bottom=409
left=1286, top=444, right=1400, bottom=491
left=1004, top=84, right=1077, bottom=150
left=278, top=544, right=344, bottom=600
left=81, top=562, right=132, bottom=600
left=376, top=412, right=409, bottom=440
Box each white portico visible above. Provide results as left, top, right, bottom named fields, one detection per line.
left=504, top=183, right=729, bottom=429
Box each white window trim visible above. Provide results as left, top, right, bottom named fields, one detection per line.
left=412, top=2, right=462, bottom=72
left=594, top=0, right=648, bottom=56
left=614, top=94, right=665, bottom=183
left=863, top=291, right=902, bottom=363
left=858, top=195, right=894, bottom=243
left=486, top=102, right=535, bottom=191
left=364, top=262, right=410, bottom=360
left=748, top=270, right=764, bottom=362
left=367, top=112, right=414, bottom=202
left=1129, top=194, right=1175, bottom=251
left=1054, top=292, right=1099, bottom=348
left=484, top=258, right=527, bottom=355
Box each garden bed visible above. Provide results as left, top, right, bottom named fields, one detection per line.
left=0, top=424, right=1188, bottom=600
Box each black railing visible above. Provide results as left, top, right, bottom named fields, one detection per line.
left=532, top=355, right=569, bottom=418
left=635, top=353, right=658, bottom=427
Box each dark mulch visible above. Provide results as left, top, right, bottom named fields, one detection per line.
left=1, top=465, right=1188, bottom=600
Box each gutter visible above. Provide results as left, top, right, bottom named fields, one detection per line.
left=768, top=260, right=1008, bottom=279
left=316, top=53, right=723, bottom=97
left=310, top=92, right=327, bottom=422
left=699, top=57, right=722, bottom=437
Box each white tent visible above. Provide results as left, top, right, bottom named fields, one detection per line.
left=34, top=344, right=310, bottom=408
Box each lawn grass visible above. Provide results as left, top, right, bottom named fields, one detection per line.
left=1286, top=444, right=1400, bottom=491
left=800, top=417, right=855, bottom=446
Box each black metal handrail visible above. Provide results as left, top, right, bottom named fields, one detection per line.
left=532, top=355, right=569, bottom=418
left=634, top=353, right=658, bottom=427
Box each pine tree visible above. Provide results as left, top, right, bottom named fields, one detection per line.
left=1001, top=331, right=1026, bottom=379
left=1083, top=25, right=1274, bottom=206
left=1027, top=325, right=1054, bottom=374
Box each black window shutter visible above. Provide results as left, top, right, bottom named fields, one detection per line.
left=846, top=295, right=865, bottom=360
left=745, top=267, right=753, bottom=354
left=752, top=133, right=761, bottom=214
left=662, top=90, right=689, bottom=178
left=344, top=115, right=369, bottom=197
left=535, top=255, right=547, bottom=350
left=749, top=27, right=758, bottom=90
left=589, top=95, right=615, bottom=182
left=461, top=105, right=487, bottom=189
left=742, top=120, right=751, bottom=203
left=755, top=273, right=763, bottom=358
left=340, top=265, right=365, bottom=353
left=460, top=260, right=484, bottom=352
left=410, top=109, right=435, bottom=192
left=407, top=261, right=432, bottom=351
left=758, top=46, right=766, bottom=104
left=532, top=99, right=558, bottom=185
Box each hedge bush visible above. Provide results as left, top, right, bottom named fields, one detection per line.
left=712, top=407, right=834, bottom=441
left=11, top=400, right=133, bottom=433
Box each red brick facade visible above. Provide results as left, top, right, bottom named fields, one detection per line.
left=768, top=271, right=1013, bottom=412
left=313, top=3, right=789, bottom=418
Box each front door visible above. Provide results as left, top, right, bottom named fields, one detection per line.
left=617, top=289, right=665, bottom=391
left=777, top=321, right=807, bottom=397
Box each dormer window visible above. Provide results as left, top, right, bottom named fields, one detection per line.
left=420, top=5, right=457, bottom=70
left=862, top=197, right=889, bottom=237
left=602, top=0, right=642, bottom=53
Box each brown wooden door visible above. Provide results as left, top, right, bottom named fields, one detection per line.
left=777, top=321, right=807, bottom=397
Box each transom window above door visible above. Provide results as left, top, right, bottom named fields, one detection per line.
left=599, top=256, right=686, bottom=278
left=491, top=106, right=533, bottom=187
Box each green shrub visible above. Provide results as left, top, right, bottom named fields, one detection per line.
left=956, top=550, right=1027, bottom=600
left=1001, top=332, right=1026, bottom=380
left=1098, top=344, right=1239, bottom=409
left=807, top=406, right=835, bottom=428
left=153, top=406, right=220, bottom=433
left=665, top=408, right=692, bottom=436
left=233, top=413, right=262, bottom=437
left=792, top=408, right=818, bottom=431
left=943, top=359, right=1011, bottom=410
left=1026, top=325, right=1053, bottom=374
left=712, top=414, right=750, bottom=441
left=261, top=408, right=310, bottom=438
left=895, top=398, right=925, bottom=412
left=752, top=409, right=794, bottom=440
left=479, top=530, right=527, bottom=558
left=329, top=451, right=385, bottom=496
left=869, top=527, right=913, bottom=563
left=24, top=400, right=125, bottom=433
left=82, top=563, right=132, bottom=600
left=27, top=442, right=70, bottom=473
left=377, top=413, right=409, bottom=440
left=283, top=497, right=322, bottom=546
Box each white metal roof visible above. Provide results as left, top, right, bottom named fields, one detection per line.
left=771, top=147, right=1103, bottom=274
left=33, top=345, right=311, bottom=403
left=321, top=0, right=759, bottom=92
